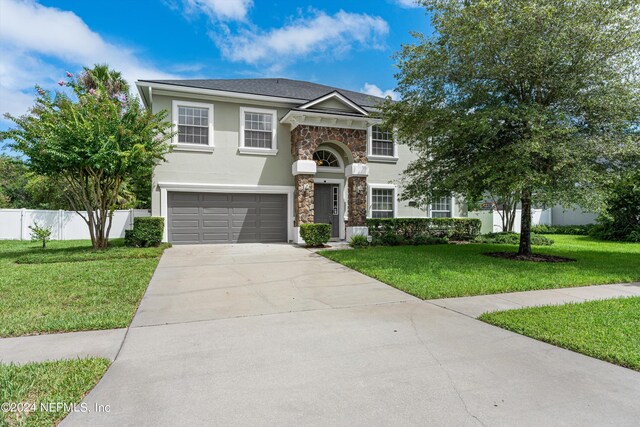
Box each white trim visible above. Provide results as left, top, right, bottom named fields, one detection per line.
left=280, top=110, right=379, bottom=131
left=314, top=177, right=346, bottom=240
left=172, top=100, right=215, bottom=149
left=157, top=182, right=295, bottom=243
left=367, top=125, right=398, bottom=162
left=367, top=183, right=398, bottom=219
left=344, top=163, right=369, bottom=178
left=239, top=106, right=278, bottom=156
left=292, top=160, right=317, bottom=175
left=314, top=146, right=344, bottom=174
left=137, top=81, right=307, bottom=107
left=298, top=91, right=369, bottom=116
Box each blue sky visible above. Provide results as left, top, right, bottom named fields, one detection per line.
left=0, top=0, right=433, bottom=128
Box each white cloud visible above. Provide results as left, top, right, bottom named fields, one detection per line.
left=0, top=0, right=179, bottom=120
left=179, top=0, right=253, bottom=21
left=361, top=83, right=399, bottom=100
left=214, top=10, right=389, bottom=66
left=394, top=0, right=421, bottom=8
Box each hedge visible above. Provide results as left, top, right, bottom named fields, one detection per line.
left=366, top=218, right=481, bottom=245
left=300, top=223, right=331, bottom=247
left=530, top=224, right=594, bottom=235
left=125, top=216, right=164, bottom=247
left=474, top=232, right=554, bottom=246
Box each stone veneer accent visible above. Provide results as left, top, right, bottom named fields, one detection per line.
left=291, top=125, right=368, bottom=164
left=347, top=176, right=367, bottom=226
left=294, top=174, right=314, bottom=226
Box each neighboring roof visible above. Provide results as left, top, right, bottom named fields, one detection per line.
left=138, top=78, right=388, bottom=108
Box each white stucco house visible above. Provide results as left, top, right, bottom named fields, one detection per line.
left=134, top=78, right=464, bottom=244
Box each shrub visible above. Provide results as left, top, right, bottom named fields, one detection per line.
left=366, top=218, right=481, bottom=246
left=531, top=224, right=594, bottom=235
left=125, top=217, right=164, bottom=248
left=591, top=170, right=640, bottom=242
left=300, top=223, right=331, bottom=247
left=349, top=234, right=369, bottom=248
left=474, top=232, right=554, bottom=246
left=412, top=234, right=448, bottom=245
left=29, top=221, right=52, bottom=248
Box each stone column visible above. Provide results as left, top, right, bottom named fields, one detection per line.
left=294, top=174, right=314, bottom=226
left=344, top=163, right=370, bottom=241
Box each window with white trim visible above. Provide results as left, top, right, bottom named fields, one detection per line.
left=172, top=100, right=213, bottom=147
left=313, top=149, right=340, bottom=168
left=240, top=107, right=277, bottom=153
left=371, top=125, right=394, bottom=157
left=371, top=188, right=394, bottom=218
left=431, top=197, right=452, bottom=218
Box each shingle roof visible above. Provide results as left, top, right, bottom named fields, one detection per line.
left=138, top=78, right=387, bottom=108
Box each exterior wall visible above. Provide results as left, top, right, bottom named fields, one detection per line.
left=151, top=94, right=296, bottom=216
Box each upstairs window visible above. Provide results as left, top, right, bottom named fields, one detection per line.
left=172, top=100, right=214, bottom=148
left=240, top=107, right=278, bottom=154
left=431, top=197, right=452, bottom=218
left=371, top=125, right=395, bottom=157
left=371, top=188, right=394, bottom=218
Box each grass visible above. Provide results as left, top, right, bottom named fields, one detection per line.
left=0, top=239, right=167, bottom=337
left=0, top=358, right=110, bottom=426
left=480, top=297, right=640, bottom=371
left=319, top=235, right=640, bottom=299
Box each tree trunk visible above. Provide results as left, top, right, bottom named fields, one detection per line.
left=518, top=190, right=532, bottom=257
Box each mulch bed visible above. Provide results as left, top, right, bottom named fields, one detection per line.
left=483, top=252, right=577, bottom=263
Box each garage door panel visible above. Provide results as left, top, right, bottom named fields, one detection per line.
left=168, top=192, right=286, bottom=244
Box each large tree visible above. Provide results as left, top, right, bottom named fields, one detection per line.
left=1, top=66, right=175, bottom=248
left=382, top=0, right=640, bottom=257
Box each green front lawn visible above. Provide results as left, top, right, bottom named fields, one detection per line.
left=480, top=297, right=640, bottom=371
left=0, top=358, right=110, bottom=426
left=319, top=235, right=640, bottom=299
left=0, top=239, right=167, bottom=337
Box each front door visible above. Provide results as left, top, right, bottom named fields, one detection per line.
left=314, top=184, right=339, bottom=238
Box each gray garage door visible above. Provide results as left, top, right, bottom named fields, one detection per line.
left=168, top=192, right=287, bottom=244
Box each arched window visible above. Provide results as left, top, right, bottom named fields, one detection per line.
left=313, top=149, right=340, bottom=168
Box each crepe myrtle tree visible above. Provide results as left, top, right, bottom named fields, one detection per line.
left=382, top=0, right=640, bottom=257
left=1, top=67, right=175, bottom=249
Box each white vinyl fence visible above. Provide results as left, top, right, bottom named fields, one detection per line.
left=468, top=206, right=595, bottom=234
left=0, top=209, right=150, bottom=241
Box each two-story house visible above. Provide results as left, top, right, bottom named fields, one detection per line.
left=135, top=78, right=464, bottom=244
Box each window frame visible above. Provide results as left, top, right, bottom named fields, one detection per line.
left=313, top=146, right=344, bottom=174
left=367, top=124, right=398, bottom=162
left=367, top=184, right=397, bottom=219
left=239, top=106, right=278, bottom=156
left=430, top=196, right=453, bottom=218
left=171, top=100, right=215, bottom=151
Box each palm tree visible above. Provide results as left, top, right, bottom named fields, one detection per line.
left=78, top=64, right=129, bottom=96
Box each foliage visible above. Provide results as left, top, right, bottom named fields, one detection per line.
left=382, top=0, right=640, bottom=257
left=0, top=358, right=110, bottom=426
left=0, top=239, right=165, bottom=337
left=411, top=234, right=448, bottom=245
left=300, top=223, right=331, bottom=247
left=590, top=170, right=640, bottom=242
left=349, top=234, right=369, bottom=248
left=1, top=65, right=175, bottom=248
left=319, top=235, right=640, bottom=299
left=531, top=224, right=593, bottom=236
left=481, top=297, right=640, bottom=371
left=28, top=221, right=52, bottom=249
left=366, top=218, right=481, bottom=245
left=125, top=217, right=165, bottom=248
left=474, top=232, right=553, bottom=246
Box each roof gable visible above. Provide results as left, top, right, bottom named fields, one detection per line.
left=297, top=91, right=368, bottom=116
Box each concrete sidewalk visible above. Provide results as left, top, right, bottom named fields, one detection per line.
left=0, top=329, right=126, bottom=364
left=428, top=282, right=640, bottom=318
left=60, top=244, right=640, bottom=427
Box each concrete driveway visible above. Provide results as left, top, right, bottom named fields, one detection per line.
left=63, top=244, right=640, bottom=426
